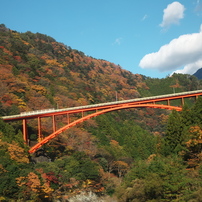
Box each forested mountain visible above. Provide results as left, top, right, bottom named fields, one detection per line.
left=1, top=24, right=202, bottom=201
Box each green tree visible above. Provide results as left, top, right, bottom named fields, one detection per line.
left=61, top=152, right=100, bottom=181
left=117, top=156, right=190, bottom=201
left=163, top=110, right=186, bottom=155
left=191, top=96, right=202, bottom=125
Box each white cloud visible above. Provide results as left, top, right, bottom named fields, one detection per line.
left=139, top=25, right=202, bottom=75
left=173, top=60, right=202, bottom=75
left=160, top=2, right=185, bottom=28
left=113, top=37, right=122, bottom=45
left=195, top=0, right=202, bottom=15
left=142, top=14, right=148, bottom=21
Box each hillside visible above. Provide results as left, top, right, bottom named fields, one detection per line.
left=0, top=24, right=143, bottom=114
left=1, top=24, right=200, bottom=114
left=1, top=24, right=202, bottom=201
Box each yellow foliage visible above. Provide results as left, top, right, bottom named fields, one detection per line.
left=70, top=71, right=80, bottom=78
left=86, top=92, right=94, bottom=102
left=16, top=171, right=54, bottom=196
left=22, top=40, right=30, bottom=46
left=28, top=172, right=41, bottom=193
left=78, top=97, right=88, bottom=105
left=114, top=160, right=129, bottom=168
left=16, top=98, right=27, bottom=107
left=147, top=154, right=157, bottom=163
left=7, top=142, right=29, bottom=163
left=16, top=176, right=27, bottom=187
left=31, top=84, right=47, bottom=95
left=42, top=183, right=54, bottom=194
left=0, top=164, right=7, bottom=173
left=46, top=59, right=63, bottom=67
left=57, top=85, right=69, bottom=95
left=12, top=32, right=21, bottom=39
left=186, top=126, right=202, bottom=147
left=59, top=77, right=68, bottom=83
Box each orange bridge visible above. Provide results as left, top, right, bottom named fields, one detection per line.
left=2, top=90, right=202, bottom=153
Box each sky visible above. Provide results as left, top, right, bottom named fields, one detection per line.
left=1, top=0, right=202, bottom=78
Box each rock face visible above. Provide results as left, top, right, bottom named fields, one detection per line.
left=31, top=149, right=51, bottom=163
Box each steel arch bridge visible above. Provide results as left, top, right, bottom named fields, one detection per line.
left=2, top=90, right=202, bottom=153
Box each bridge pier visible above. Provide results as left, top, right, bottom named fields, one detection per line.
left=37, top=117, right=44, bottom=141
left=66, top=113, right=70, bottom=124
left=181, top=97, right=184, bottom=106
left=22, top=119, right=28, bottom=144
left=52, top=115, right=56, bottom=132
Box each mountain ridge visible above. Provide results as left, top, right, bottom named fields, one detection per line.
left=193, top=67, right=202, bottom=79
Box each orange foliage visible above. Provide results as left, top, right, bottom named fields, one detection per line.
left=16, top=171, right=54, bottom=196
left=112, top=160, right=129, bottom=177
left=110, top=139, right=119, bottom=146
left=170, top=80, right=182, bottom=89
left=13, top=55, right=22, bottom=62
left=2, top=47, right=13, bottom=56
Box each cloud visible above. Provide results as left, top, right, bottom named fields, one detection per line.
left=139, top=25, right=202, bottom=75
left=113, top=37, right=122, bottom=45
left=160, top=2, right=185, bottom=28
left=173, top=59, right=202, bottom=75
left=142, top=14, right=148, bottom=21
left=195, top=0, right=202, bottom=15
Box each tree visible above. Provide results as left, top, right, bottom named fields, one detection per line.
left=163, top=110, right=186, bottom=155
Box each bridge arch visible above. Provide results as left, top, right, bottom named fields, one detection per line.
left=29, top=103, right=182, bottom=153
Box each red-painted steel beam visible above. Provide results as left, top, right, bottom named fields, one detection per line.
left=29, top=103, right=182, bottom=153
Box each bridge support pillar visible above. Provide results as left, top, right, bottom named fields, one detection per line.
left=181, top=97, right=184, bottom=106
left=22, top=119, right=28, bottom=145
left=37, top=117, right=43, bottom=141
left=52, top=115, right=56, bottom=132
left=67, top=113, right=70, bottom=124
left=167, top=99, right=170, bottom=105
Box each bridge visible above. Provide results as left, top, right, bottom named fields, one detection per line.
left=2, top=89, right=202, bottom=153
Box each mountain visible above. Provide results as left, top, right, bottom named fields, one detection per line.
left=0, top=23, right=201, bottom=115
left=0, top=24, right=144, bottom=114
left=1, top=24, right=202, bottom=201
left=193, top=68, right=202, bottom=79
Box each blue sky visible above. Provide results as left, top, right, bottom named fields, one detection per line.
left=1, top=0, right=202, bottom=78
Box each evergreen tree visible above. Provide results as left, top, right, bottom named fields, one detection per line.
left=164, top=110, right=186, bottom=155
left=191, top=96, right=202, bottom=125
